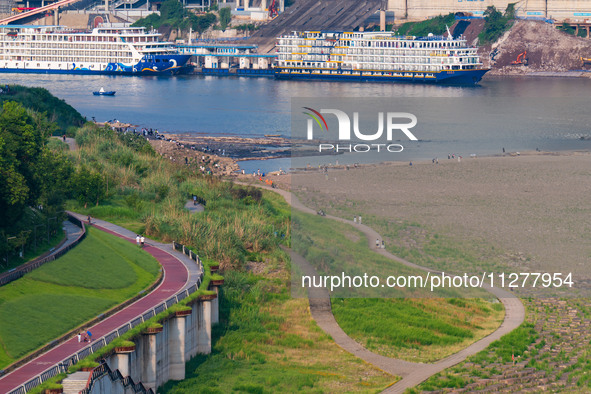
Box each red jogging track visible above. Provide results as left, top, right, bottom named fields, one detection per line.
left=0, top=223, right=190, bottom=393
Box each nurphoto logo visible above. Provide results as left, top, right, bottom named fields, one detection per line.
left=302, top=107, right=419, bottom=153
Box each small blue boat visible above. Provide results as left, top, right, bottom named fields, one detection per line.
left=93, top=88, right=116, bottom=96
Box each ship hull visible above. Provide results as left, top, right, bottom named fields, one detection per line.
left=0, top=55, right=192, bottom=75
left=275, top=68, right=489, bottom=85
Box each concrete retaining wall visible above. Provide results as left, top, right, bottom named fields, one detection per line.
left=78, top=285, right=220, bottom=394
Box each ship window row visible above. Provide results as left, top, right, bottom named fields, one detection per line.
left=1, top=50, right=133, bottom=58
left=1, top=42, right=125, bottom=50
left=280, top=47, right=475, bottom=57
left=1, top=57, right=129, bottom=64
left=282, top=54, right=478, bottom=65
left=279, top=39, right=465, bottom=49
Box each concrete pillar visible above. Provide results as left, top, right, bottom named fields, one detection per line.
left=111, top=349, right=133, bottom=377
left=261, top=0, right=266, bottom=11
left=244, top=0, right=249, bottom=10
left=53, top=8, right=58, bottom=25
left=380, top=9, right=386, bottom=31
left=142, top=331, right=159, bottom=390
left=280, top=0, right=284, bottom=12
left=197, top=298, right=213, bottom=354
left=236, top=0, right=240, bottom=8
left=211, top=286, right=219, bottom=325
left=105, top=0, right=109, bottom=12
left=169, top=313, right=188, bottom=380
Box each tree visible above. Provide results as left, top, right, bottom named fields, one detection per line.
left=219, top=7, right=231, bottom=31
left=160, top=0, right=185, bottom=23
left=0, top=101, right=48, bottom=227
left=73, top=166, right=104, bottom=208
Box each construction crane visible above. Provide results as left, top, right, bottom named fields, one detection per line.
left=268, top=0, right=278, bottom=18
left=511, top=51, right=528, bottom=66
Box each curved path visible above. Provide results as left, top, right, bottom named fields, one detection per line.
left=240, top=180, right=525, bottom=393
left=0, top=213, right=202, bottom=394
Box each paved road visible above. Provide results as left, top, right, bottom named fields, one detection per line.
left=240, top=179, right=525, bottom=393
left=0, top=214, right=202, bottom=394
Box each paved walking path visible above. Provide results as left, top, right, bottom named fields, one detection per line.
left=240, top=180, right=525, bottom=393
left=0, top=214, right=202, bottom=394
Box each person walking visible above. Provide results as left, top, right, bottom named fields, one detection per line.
left=136, top=235, right=141, bottom=247
left=140, top=236, right=145, bottom=248
left=77, top=332, right=82, bottom=343
left=376, top=238, right=380, bottom=248
left=86, top=330, right=92, bottom=342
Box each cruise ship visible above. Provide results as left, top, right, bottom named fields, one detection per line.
left=0, top=25, right=192, bottom=75
left=275, top=30, right=489, bottom=84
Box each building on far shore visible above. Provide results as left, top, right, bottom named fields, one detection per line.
left=387, top=0, right=591, bottom=23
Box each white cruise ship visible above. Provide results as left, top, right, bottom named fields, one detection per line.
left=0, top=25, right=191, bottom=75
left=275, top=30, right=489, bottom=84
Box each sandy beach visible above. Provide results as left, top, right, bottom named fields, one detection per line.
left=288, top=151, right=591, bottom=294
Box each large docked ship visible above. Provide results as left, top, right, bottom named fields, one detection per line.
left=275, top=30, right=489, bottom=84
left=0, top=25, right=192, bottom=75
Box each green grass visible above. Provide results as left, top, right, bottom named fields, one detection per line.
left=159, top=270, right=394, bottom=393
left=0, top=227, right=160, bottom=368
left=332, top=298, right=503, bottom=363
left=29, top=227, right=159, bottom=289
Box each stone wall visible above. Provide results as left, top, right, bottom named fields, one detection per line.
left=73, top=286, right=221, bottom=394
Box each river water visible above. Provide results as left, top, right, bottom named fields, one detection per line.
left=4, top=74, right=591, bottom=173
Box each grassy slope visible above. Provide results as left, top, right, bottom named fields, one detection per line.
left=0, top=227, right=159, bottom=368
left=160, top=270, right=395, bottom=393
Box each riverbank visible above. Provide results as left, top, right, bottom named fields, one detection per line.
left=287, top=149, right=591, bottom=296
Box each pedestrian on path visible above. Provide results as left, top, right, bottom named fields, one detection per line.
left=86, top=330, right=92, bottom=342
left=140, top=236, right=145, bottom=248
left=376, top=238, right=380, bottom=248
left=77, top=332, right=81, bottom=343
left=87, top=215, right=92, bottom=224
left=358, top=216, right=362, bottom=224
left=136, top=235, right=141, bottom=247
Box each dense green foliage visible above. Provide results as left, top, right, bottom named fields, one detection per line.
left=478, top=4, right=516, bottom=44
left=132, top=0, right=217, bottom=34
left=0, top=89, right=115, bottom=267
left=396, top=13, right=456, bottom=37
left=69, top=123, right=289, bottom=269
left=0, top=227, right=159, bottom=367
left=219, top=7, right=231, bottom=31
left=0, top=85, right=84, bottom=133
left=0, top=98, right=76, bottom=266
